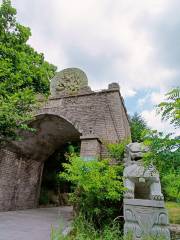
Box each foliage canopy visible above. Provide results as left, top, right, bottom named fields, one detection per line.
left=143, top=87, right=180, bottom=201
left=143, top=130, right=180, bottom=201
left=129, top=112, right=149, bottom=142
left=157, top=87, right=180, bottom=128
left=0, top=0, right=57, bottom=143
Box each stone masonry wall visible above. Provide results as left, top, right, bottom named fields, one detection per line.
left=39, top=89, right=131, bottom=158
left=0, top=149, right=18, bottom=211
left=0, top=149, right=43, bottom=211
left=15, top=158, right=43, bottom=209
left=80, top=136, right=101, bottom=159
left=39, top=89, right=130, bottom=144
left=0, top=88, right=131, bottom=211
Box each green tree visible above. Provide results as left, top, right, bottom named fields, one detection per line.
left=143, top=87, right=180, bottom=201
left=157, top=87, right=180, bottom=128
left=143, top=130, right=180, bottom=201
left=0, top=0, right=57, bottom=143
left=130, top=112, right=149, bottom=142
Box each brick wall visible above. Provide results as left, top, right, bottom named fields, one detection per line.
left=0, top=149, right=43, bottom=211
left=0, top=87, right=131, bottom=211
left=0, top=149, right=18, bottom=211
left=39, top=88, right=130, bottom=143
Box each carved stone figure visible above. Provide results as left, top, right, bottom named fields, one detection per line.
left=50, top=68, right=91, bottom=97
left=123, top=142, right=170, bottom=240
left=123, top=142, right=149, bottom=163
left=124, top=163, right=164, bottom=201
left=123, top=143, right=164, bottom=201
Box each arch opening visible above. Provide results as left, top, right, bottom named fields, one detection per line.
left=14, top=114, right=81, bottom=162
left=11, top=114, right=81, bottom=209
left=39, top=141, right=80, bottom=207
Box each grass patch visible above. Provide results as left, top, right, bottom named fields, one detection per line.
left=166, top=201, right=180, bottom=224
left=51, top=215, right=168, bottom=240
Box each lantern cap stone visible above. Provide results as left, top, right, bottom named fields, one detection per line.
left=108, top=82, right=120, bottom=90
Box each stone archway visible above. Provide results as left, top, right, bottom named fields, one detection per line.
left=15, top=113, right=81, bottom=162
left=0, top=114, right=81, bottom=211
left=0, top=68, right=131, bottom=211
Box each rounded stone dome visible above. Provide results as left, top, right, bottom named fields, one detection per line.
left=50, top=68, right=88, bottom=97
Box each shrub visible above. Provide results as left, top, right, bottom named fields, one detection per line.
left=60, top=154, right=125, bottom=227
left=162, top=173, right=180, bottom=201
left=106, top=138, right=130, bottom=161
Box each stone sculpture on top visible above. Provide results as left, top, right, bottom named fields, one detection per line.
left=123, top=142, right=164, bottom=201
left=123, top=142, right=171, bottom=240
left=50, top=68, right=92, bottom=97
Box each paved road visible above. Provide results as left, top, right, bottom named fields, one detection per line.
left=0, top=206, right=73, bottom=240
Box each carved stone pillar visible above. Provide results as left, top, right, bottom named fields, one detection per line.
left=80, top=134, right=101, bottom=160
left=124, top=199, right=171, bottom=240
left=123, top=143, right=170, bottom=240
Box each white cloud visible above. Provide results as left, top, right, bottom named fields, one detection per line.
left=9, top=0, right=178, bottom=93
left=141, top=109, right=180, bottom=135
left=1, top=0, right=179, bottom=136
left=138, top=94, right=151, bottom=108
left=150, top=92, right=165, bottom=105
left=137, top=91, right=165, bottom=109
left=121, top=85, right=137, bottom=98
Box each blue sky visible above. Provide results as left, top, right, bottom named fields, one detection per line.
left=2, top=0, right=180, bottom=134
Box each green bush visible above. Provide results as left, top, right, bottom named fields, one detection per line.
left=106, top=139, right=130, bottom=161
left=162, top=173, right=180, bottom=201
left=60, top=154, right=125, bottom=227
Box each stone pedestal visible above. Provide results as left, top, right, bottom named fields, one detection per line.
left=80, top=135, right=101, bottom=160
left=124, top=199, right=171, bottom=240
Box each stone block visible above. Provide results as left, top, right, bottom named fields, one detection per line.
left=124, top=199, right=171, bottom=240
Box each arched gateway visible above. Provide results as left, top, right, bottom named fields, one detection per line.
left=0, top=68, right=130, bottom=211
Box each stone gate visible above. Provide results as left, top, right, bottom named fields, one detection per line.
left=0, top=68, right=130, bottom=211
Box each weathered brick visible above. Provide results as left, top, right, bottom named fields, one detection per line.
left=0, top=86, right=130, bottom=211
